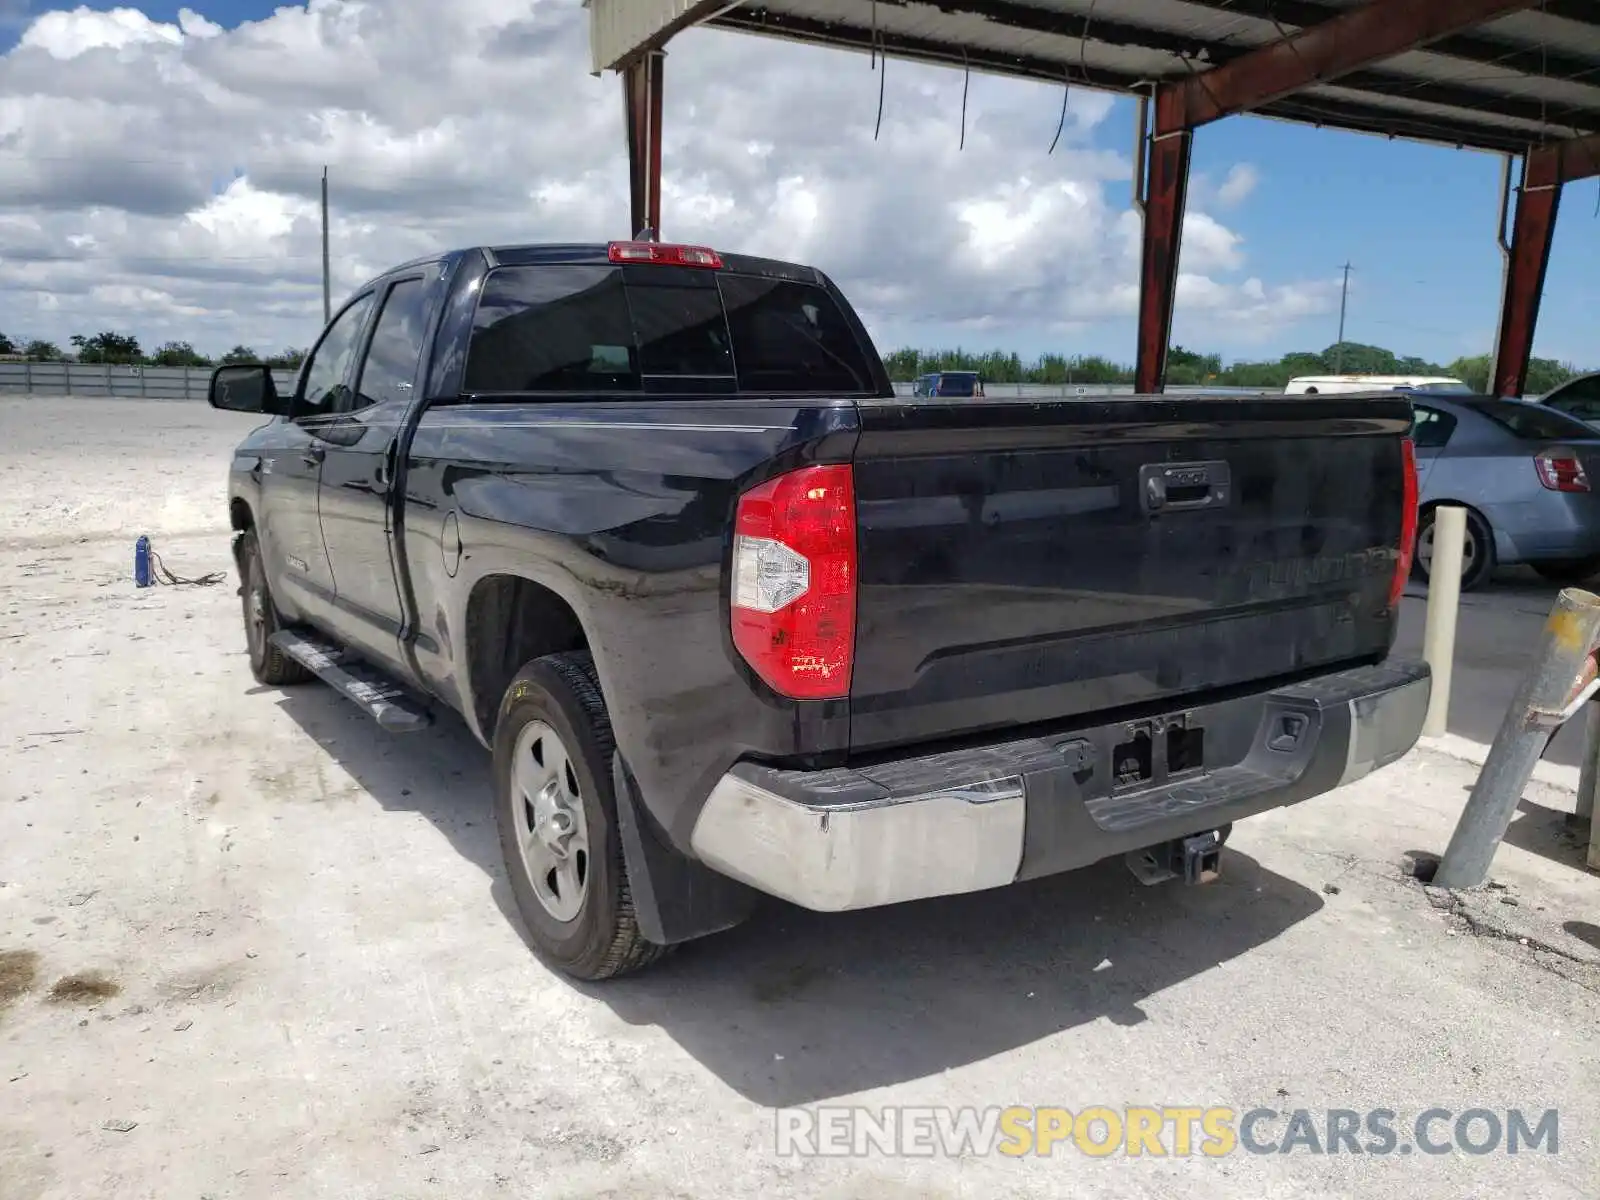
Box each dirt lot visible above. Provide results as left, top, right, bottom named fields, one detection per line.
left=2, top=397, right=1598, bottom=1199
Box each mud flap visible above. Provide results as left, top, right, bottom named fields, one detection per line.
left=611, top=754, right=757, bottom=946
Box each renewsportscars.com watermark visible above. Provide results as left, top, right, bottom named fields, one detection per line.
left=774, top=1106, right=1559, bottom=1159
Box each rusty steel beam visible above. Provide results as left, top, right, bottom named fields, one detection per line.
left=1490, top=181, right=1558, bottom=399
left=1155, top=0, right=1541, bottom=136
left=1135, top=99, right=1192, bottom=395
left=623, top=50, right=665, bottom=239
left=1491, top=132, right=1600, bottom=398
left=1525, top=130, right=1600, bottom=190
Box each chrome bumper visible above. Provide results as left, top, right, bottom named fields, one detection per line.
left=690, top=659, right=1430, bottom=913
left=691, top=773, right=1026, bottom=912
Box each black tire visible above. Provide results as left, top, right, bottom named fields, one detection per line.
left=1414, top=506, right=1496, bottom=593
left=1530, top=557, right=1600, bottom=585
left=239, top=530, right=313, bottom=686
left=492, top=651, right=667, bottom=981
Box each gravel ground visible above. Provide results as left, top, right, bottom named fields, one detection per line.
left=2, top=396, right=1598, bottom=1200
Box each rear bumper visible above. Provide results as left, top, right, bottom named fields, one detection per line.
left=689, top=659, right=1430, bottom=912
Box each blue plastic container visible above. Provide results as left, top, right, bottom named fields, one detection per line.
left=134, top=535, right=152, bottom=588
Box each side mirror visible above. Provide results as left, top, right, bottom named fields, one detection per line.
left=208, top=364, right=285, bottom=415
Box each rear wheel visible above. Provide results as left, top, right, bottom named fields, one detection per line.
left=492, top=651, right=668, bottom=981
left=239, top=530, right=313, bottom=686
left=1531, top=557, right=1600, bottom=585
left=1415, top=506, right=1495, bottom=593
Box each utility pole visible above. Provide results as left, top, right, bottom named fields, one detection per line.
left=321, top=166, right=331, bottom=324
left=1334, top=261, right=1352, bottom=372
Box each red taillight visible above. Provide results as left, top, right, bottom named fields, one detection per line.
left=1535, top=448, right=1591, bottom=493
left=607, top=241, right=723, bottom=268
left=730, top=464, right=856, bottom=700
left=1390, top=437, right=1419, bottom=609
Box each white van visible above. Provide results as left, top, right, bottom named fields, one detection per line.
left=1285, top=375, right=1471, bottom=396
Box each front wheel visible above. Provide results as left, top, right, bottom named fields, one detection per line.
left=1531, top=557, right=1600, bottom=585
left=492, top=651, right=668, bottom=981
left=238, top=530, right=313, bottom=686
left=1414, top=507, right=1495, bottom=593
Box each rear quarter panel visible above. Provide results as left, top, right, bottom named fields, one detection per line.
left=401, top=399, right=859, bottom=849
left=1427, top=418, right=1600, bottom=564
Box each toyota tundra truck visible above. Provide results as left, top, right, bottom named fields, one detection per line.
left=209, top=238, right=1429, bottom=980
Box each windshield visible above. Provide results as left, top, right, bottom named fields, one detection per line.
left=1406, top=381, right=1474, bottom=394
left=1470, top=399, right=1599, bottom=440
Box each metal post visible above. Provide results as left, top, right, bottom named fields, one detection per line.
left=1334, top=262, right=1351, bottom=372
left=1485, top=152, right=1514, bottom=395
left=1421, top=505, right=1465, bottom=737
left=1133, top=88, right=1192, bottom=396
left=1577, top=703, right=1600, bottom=823
left=1435, top=587, right=1600, bottom=889
left=321, top=166, right=332, bottom=325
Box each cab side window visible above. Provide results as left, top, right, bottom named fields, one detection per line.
left=296, top=293, right=375, bottom=419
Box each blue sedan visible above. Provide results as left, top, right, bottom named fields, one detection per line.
left=1411, top=395, right=1600, bottom=591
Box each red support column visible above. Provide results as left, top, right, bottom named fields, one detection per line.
left=1490, top=176, right=1559, bottom=399
left=1488, top=133, right=1600, bottom=398
left=1135, top=91, right=1192, bottom=395
left=622, top=50, right=665, bottom=239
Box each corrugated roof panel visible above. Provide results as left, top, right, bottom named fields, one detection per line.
left=588, top=0, right=1600, bottom=152
left=591, top=0, right=711, bottom=72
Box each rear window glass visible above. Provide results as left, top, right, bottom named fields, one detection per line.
left=1470, top=399, right=1597, bottom=441
left=463, top=264, right=876, bottom=395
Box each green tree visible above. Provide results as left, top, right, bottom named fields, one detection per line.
left=220, top=344, right=259, bottom=365
left=263, top=347, right=307, bottom=370
left=22, top=339, right=63, bottom=362
left=0, top=332, right=16, bottom=356
left=1445, top=354, right=1491, bottom=393
left=149, top=341, right=212, bottom=367
left=70, top=331, right=143, bottom=364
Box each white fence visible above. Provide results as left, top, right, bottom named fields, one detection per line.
left=889, top=381, right=1271, bottom=398
left=0, top=362, right=300, bottom=400
left=0, top=363, right=1308, bottom=402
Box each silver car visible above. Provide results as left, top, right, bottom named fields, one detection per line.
left=1532, top=371, right=1600, bottom=430
left=1412, top=395, right=1600, bottom=591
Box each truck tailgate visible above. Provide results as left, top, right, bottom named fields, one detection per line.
left=848, top=394, right=1413, bottom=751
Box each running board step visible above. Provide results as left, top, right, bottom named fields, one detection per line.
left=269, top=630, right=433, bottom=733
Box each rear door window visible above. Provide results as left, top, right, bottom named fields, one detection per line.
left=1411, top=405, right=1457, bottom=449
left=463, top=264, right=876, bottom=396
left=465, top=265, right=640, bottom=392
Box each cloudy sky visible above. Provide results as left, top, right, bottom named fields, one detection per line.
left=0, top=0, right=1595, bottom=367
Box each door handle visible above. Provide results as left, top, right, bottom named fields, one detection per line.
left=1140, top=461, right=1231, bottom=513
left=301, top=445, right=326, bottom=467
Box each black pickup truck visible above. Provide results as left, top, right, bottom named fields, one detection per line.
left=210, top=239, right=1430, bottom=980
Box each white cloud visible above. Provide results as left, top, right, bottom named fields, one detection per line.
left=0, top=0, right=1331, bottom=358
left=1217, top=162, right=1260, bottom=207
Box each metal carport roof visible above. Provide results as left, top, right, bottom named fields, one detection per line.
left=591, top=0, right=1600, bottom=154
left=587, top=0, right=1600, bottom=396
